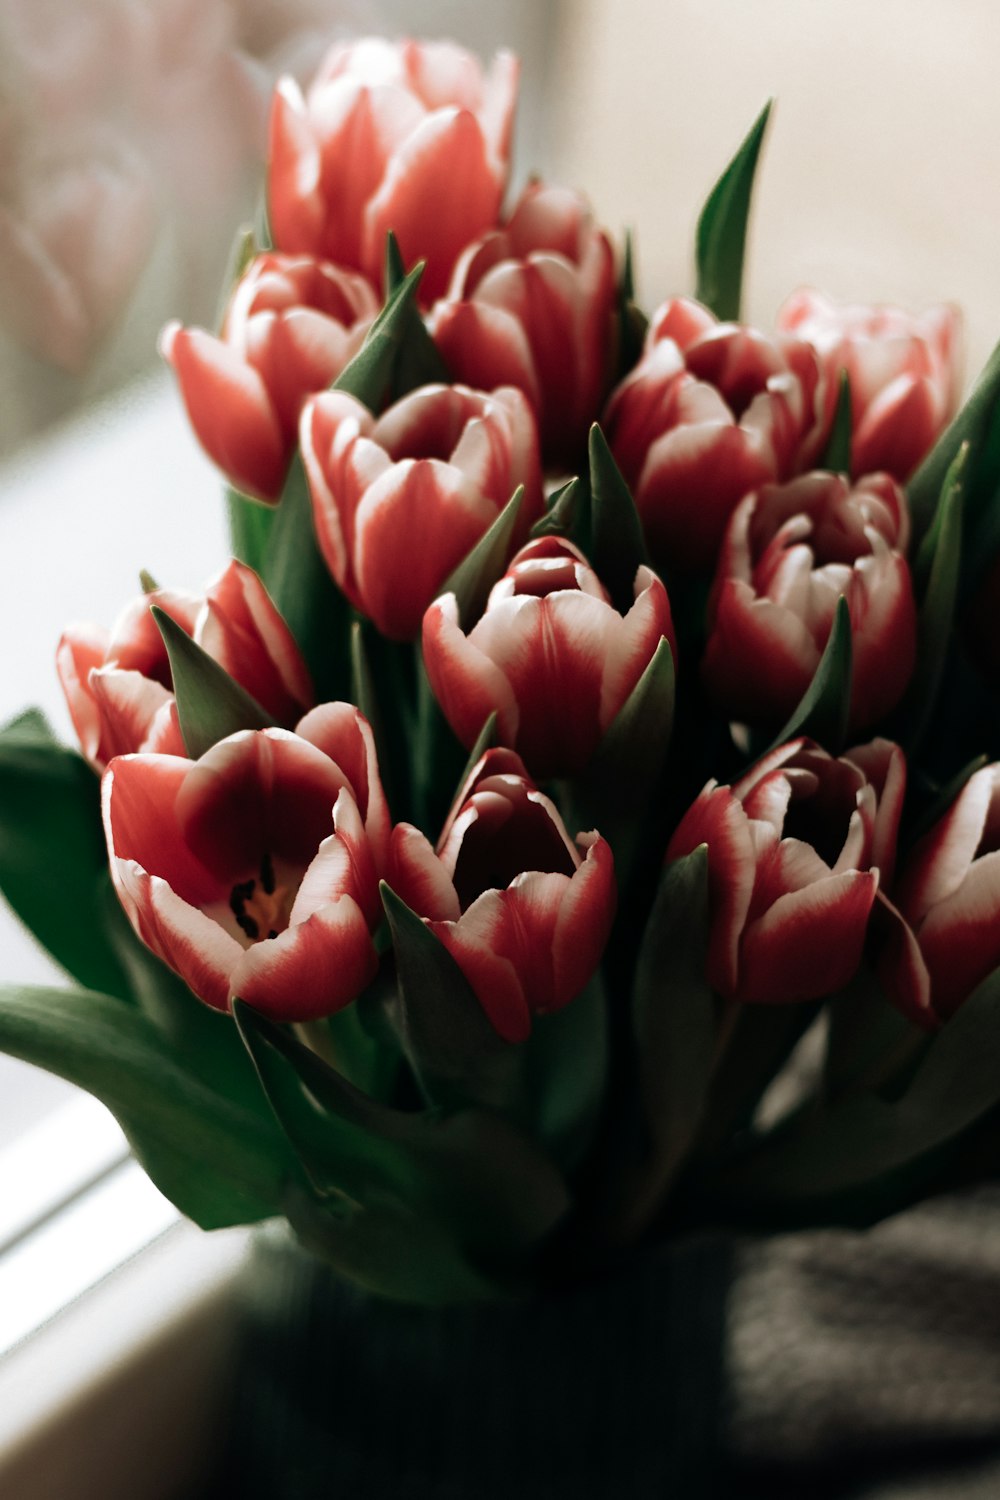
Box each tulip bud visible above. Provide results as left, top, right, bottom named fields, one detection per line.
left=301, top=383, right=543, bottom=640
left=603, top=297, right=826, bottom=572
left=389, top=748, right=616, bottom=1041
left=776, top=289, right=961, bottom=482
left=666, top=737, right=905, bottom=1003
left=423, top=536, right=674, bottom=779
left=161, top=252, right=378, bottom=501
left=430, top=181, right=617, bottom=468
left=702, top=472, right=917, bottom=733
left=102, top=704, right=390, bottom=1020
left=57, top=561, right=313, bottom=770
left=268, top=38, right=518, bottom=303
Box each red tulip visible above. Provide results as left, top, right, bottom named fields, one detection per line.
left=57, top=560, right=313, bottom=770
left=423, top=536, right=674, bottom=779
left=160, top=252, right=377, bottom=501
left=877, top=764, right=1000, bottom=1024
left=389, top=748, right=616, bottom=1041
left=301, top=383, right=543, bottom=640
left=776, top=289, right=961, bottom=482
left=666, top=737, right=905, bottom=1003
left=702, top=472, right=917, bottom=733
left=102, top=704, right=390, bottom=1020
left=429, top=180, right=617, bottom=467
left=603, top=297, right=826, bottom=571
left=268, top=37, right=518, bottom=303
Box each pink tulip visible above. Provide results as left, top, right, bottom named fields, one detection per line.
left=666, top=737, right=905, bottom=1003
left=160, top=252, right=378, bottom=501
left=702, top=472, right=917, bottom=733
left=429, top=180, right=617, bottom=467
left=102, top=704, right=389, bottom=1020
left=877, top=764, right=1000, bottom=1024
left=389, top=748, right=615, bottom=1042
left=268, top=37, right=518, bottom=303
left=57, top=560, right=313, bottom=770
left=603, top=297, right=826, bottom=572
left=301, top=382, right=543, bottom=641
left=776, top=289, right=961, bottom=482
left=423, top=536, right=674, bottom=779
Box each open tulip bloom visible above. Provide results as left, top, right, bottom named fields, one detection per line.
left=5, top=36, right=1000, bottom=1306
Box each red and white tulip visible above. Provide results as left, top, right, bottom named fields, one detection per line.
left=160, top=252, right=377, bottom=501
left=389, top=748, right=616, bottom=1041
left=702, top=472, right=917, bottom=733
left=301, top=382, right=542, bottom=640
left=102, top=704, right=389, bottom=1020
left=423, top=536, right=674, bottom=779
left=268, top=37, right=518, bottom=303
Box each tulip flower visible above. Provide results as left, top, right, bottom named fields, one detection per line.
left=301, top=383, right=543, bottom=640
left=666, top=738, right=905, bottom=1003
left=161, top=252, right=378, bottom=501
left=423, top=536, right=674, bottom=779
left=268, top=37, right=518, bottom=303
left=603, top=297, right=826, bottom=571
left=389, top=748, right=616, bottom=1042
left=429, top=181, right=617, bottom=468
left=877, top=764, right=1000, bottom=1024
left=776, top=289, right=961, bottom=482
left=102, top=704, right=390, bottom=1020
left=702, top=472, right=917, bottom=733
left=57, top=560, right=313, bottom=770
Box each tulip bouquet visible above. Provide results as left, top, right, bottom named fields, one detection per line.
left=3, top=35, right=1000, bottom=1309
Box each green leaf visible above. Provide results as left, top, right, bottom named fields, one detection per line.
left=908, top=333, right=1000, bottom=545
left=235, top=1004, right=570, bottom=1300
left=226, top=488, right=276, bottom=573
left=569, top=637, right=675, bottom=887
left=384, top=230, right=407, bottom=295
left=261, top=452, right=352, bottom=702
left=379, top=882, right=521, bottom=1116
left=908, top=754, right=987, bottom=844
left=214, top=223, right=256, bottom=329
left=335, top=262, right=427, bottom=412
left=529, top=476, right=588, bottom=548
left=138, top=569, right=159, bottom=594
left=454, top=711, right=499, bottom=796
left=616, top=229, right=648, bottom=376
left=382, top=233, right=451, bottom=398
left=764, top=594, right=852, bottom=755
left=723, top=963, right=1000, bottom=1210
left=441, top=486, right=524, bottom=630
left=588, top=424, right=650, bottom=615
left=521, top=977, right=608, bottom=1176
left=0, top=984, right=290, bottom=1228
left=823, top=961, right=926, bottom=1101
left=821, top=370, right=852, bottom=474
left=614, top=847, right=716, bottom=1237
left=0, top=712, right=131, bottom=999
left=152, top=605, right=276, bottom=759
left=695, top=99, right=773, bottom=322
left=896, top=444, right=966, bottom=750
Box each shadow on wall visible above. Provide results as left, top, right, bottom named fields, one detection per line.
left=0, top=0, right=555, bottom=460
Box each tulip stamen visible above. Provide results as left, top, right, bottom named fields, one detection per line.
left=230, top=855, right=293, bottom=945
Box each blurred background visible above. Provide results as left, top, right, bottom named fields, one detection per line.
left=2, top=0, right=999, bottom=1134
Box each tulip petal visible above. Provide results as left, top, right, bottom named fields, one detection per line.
left=389, top=823, right=462, bottom=923
left=113, top=861, right=240, bottom=1012
left=422, top=593, right=520, bottom=751
left=103, top=755, right=221, bottom=907
left=666, top=783, right=757, bottom=996
left=431, top=895, right=532, bottom=1043
left=737, top=869, right=877, bottom=1002
left=552, top=833, right=616, bottom=1008
left=234, top=898, right=378, bottom=1021
left=917, top=849, right=1000, bottom=1020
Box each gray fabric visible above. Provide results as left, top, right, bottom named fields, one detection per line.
left=723, top=1186, right=1000, bottom=1496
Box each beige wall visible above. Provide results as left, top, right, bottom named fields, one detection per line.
left=548, top=0, right=1000, bottom=385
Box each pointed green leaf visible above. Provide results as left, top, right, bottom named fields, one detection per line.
left=613, top=847, right=716, bottom=1237
left=908, top=333, right=1000, bottom=544
left=0, top=712, right=131, bottom=999
left=226, top=488, right=276, bottom=573
left=138, top=569, right=159, bottom=595
left=261, top=452, right=352, bottom=702
left=695, top=99, right=773, bottom=322
left=442, top=486, right=524, bottom=630
left=152, top=605, right=276, bottom=759
left=379, top=881, right=522, bottom=1117
left=0, top=984, right=290, bottom=1227
left=764, top=594, right=852, bottom=755
left=521, top=977, right=608, bottom=1176
left=384, top=230, right=407, bottom=295
left=897, top=444, right=966, bottom=750
left=909, top=754, right=988, bottom=844
left=382, top=233, right=451, bottom=397
left=824, top=961, right=925, bottom=1101
left=821, top=370, right=852, bottom=473
left=723, top=962, right=1000, bottom=1210
left=616, top=229, right=648, bottom=375
left=214, top=223, right=256, bottom=329
left=588, top=424, right=650, bottom=615
left=455, top=711, right=499, bottom=795
left=334, top=262, right=427, bottom=412
left=530, top=476, right=588, bottom=548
